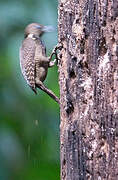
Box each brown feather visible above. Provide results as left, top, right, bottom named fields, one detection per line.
left=20, top=38, right=36, bottom=92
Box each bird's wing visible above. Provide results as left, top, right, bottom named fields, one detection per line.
left=20, top=38, right=37, bottom=93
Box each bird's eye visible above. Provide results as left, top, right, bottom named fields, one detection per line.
left=35, top=25, right=41, bottom=29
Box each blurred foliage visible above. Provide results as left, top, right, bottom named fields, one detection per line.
left=0, top=0, right=60, bottom=179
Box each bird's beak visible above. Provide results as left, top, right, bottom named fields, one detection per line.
left=36, top=25, right=55, bottom=32
left=42, top=25, right=55, bottom=32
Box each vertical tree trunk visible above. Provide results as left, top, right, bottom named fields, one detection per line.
left=58, top=0, right=118, bottom=179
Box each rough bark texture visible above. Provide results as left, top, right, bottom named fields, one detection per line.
left=58, top=0, right=118, bottom=179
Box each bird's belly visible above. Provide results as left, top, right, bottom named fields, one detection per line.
left=36, top=67, right=48, bottom=82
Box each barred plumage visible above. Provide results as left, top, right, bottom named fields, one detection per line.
left=20, top=37, right=37, bottom=93
left=20, top=23, right=48, bottom=93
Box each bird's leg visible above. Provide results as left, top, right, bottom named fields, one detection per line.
left=48, top=43, right=63, bottom=67
left=35, top=43, right=63, bottom=103
left=36, top=79, right=60, bottom=104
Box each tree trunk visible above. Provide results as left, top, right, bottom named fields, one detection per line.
left=58, top=0, right=118, bottom=179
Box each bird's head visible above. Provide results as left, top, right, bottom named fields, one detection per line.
left=24, top=23, right=54, bottom=38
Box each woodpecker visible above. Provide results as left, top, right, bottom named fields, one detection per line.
left=20, top=23, right=60, bottom=104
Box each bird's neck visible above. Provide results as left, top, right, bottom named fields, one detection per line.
left=27, top=33, right=41, bottom=40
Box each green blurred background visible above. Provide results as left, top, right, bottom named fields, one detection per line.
left=0, top=0, right=60, bottom=179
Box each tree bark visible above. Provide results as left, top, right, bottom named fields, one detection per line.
left=58, top=0, right=118, bottom=179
